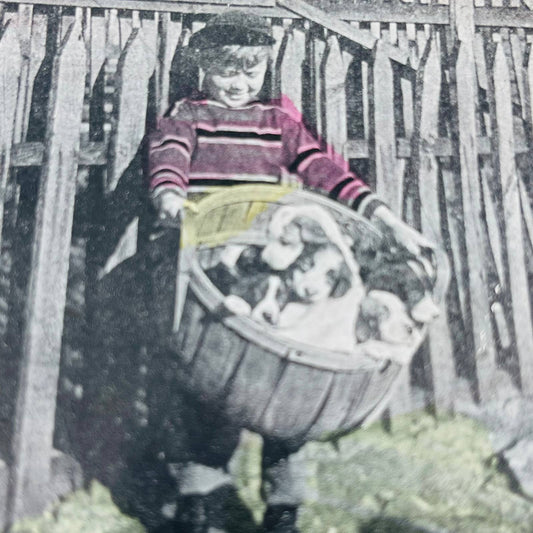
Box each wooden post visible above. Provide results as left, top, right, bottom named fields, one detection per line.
left=370, top=30, right=411, bottom=416
left=279, top=22, right=306, bottom=114
left=371, top=38, right=402, bottom=214
left=155, top=12, right=181, bottom=116
left=412, top=30, right=456, bottom=410
left=490, top=39, right=533, bottom=394
left=100, top=17, right=156, bottom=275
left=8, top=12, right=86, bottom=521
left=323, top=34, right=348, bottom=170
left=0, top=20, right=22, bottom=252
left=450, top=0, right=497, bottom=402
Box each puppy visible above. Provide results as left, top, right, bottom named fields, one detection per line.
left=363, top=259, right=439, bottom=324
left=261, top=204, right=360, bottom=277
left=208, top=242, right=352, bottom=325
left=251, top=242, right=353, bottom=324
left=355, top=289, right=422, bottom=365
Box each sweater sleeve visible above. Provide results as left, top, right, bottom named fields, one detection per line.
left=147, top=100, right=197, bottom=198
left=281, top=115, right=386, bottom=218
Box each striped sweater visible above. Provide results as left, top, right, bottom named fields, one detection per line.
left=147, top=98, right=383, bottom=215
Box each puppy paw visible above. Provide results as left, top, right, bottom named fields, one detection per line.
left=251, top=300, right=281, bottom=325
left=360, top=340, right=413, bottom=366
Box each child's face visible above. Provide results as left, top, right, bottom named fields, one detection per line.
left=204, top=56, right=268, bottom=108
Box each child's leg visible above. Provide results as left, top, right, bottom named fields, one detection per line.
left=261, top=438, right=307, bottom=533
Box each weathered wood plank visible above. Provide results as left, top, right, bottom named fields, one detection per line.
left=526, top=35, right=533, bottom=135
left=371, top=39, right=402, bottom=214
left=0, top=459, right=7, bottom=530
left=5, top=0, right=533, bottom=29
left=188, top=320, right=248, bottom=398
left=155, top=12, right=181, bottom=115
left=13, top=6, right=47, bottom=144
left=107, top=18, right=155, bottom=188
left=225, top=344, right=285, bottom=429
left=304, top=371, right=369, bottom=441
left=11, top=141, right=106, bottom=166
left=519, top=177, right=533, bottom=251
left=260, top=363, right=333, bottom=439
left=490, top=40, right=533, bottom=394
left=8, top=13, right=86, bottom=521
left=451, top=0, right=497, bottom=402
left=412, top=30, right=455, bottom=410
left=278, top=22, right=305, bottom=115
left=9, top=134, right=531, bottom=169
left=323, top=35, right=348, bottom=169
left=0, top=20, right=22, bottom=251
left=100, top=16, right=157, bottom=275
left=89, top=10, right=106, bottom=90
left=276, top=0, right=411, bottom=67
left=509, top=29, right=528, bottom=120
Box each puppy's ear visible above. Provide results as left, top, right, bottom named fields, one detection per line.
left=355, top=295, right=389, bottom=342
left=330, top=261, right=352, bottom=298
left=294, top=216, right=329, bottom=244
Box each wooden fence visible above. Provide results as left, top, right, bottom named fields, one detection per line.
left=1, top=0, right=533, bottom=526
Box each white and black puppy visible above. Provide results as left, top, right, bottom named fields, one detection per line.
left=363, top=259, right=439, bottom=325
left=355, top=289, right=423, bottom=365
left=209, top=241, right=353, bottom=325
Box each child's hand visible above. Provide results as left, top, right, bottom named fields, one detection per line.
left=371, top=205, right=437, bottom=278
left=153, top=189, right=186, bottom=221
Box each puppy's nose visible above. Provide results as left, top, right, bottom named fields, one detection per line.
left=262, top=311, right=274, bottom=324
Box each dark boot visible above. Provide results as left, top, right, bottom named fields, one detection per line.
left=262, top=505, right=300, bottom=533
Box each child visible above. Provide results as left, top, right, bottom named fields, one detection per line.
left=143, top=10, right=435, bottom=533
left=147, top=11, right=434, bottom=264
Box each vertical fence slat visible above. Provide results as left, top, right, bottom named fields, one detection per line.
left=475, top=38, right=506, bottom=286
left=509, top=29, right=528, bottom=120
left=0, top=20, right=21, bottom=251
left=413, top=31, right=456, bottom=410
left=107, top=22, right=155, bottom=188
left=8, top=13, right=86, bottom=522
left=155, top=12, right=181, bottom=115
left=89, top=11, right=106, bottom=91
left=451, top=0, right=497, bottom=402
left=526, top=36, right=533, bottom=137
left=311, top=29, right=325, bottom=138
left=372, top=39, right=401, bottom=214
left=371, top=29, right=410, bottom=415
left=101, top=18, right=156, bottom=275
left=519, top=177, right=533, bottom=251
left=279, top=22, right=306, bottom=113
left=324, top=35, right=348, bottom=169
left=490, top=40, right=533, bottom=394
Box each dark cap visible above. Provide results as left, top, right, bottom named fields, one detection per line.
left=188, top=10, right=276, bottom=49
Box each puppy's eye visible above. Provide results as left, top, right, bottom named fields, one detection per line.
left=406, top=325, right=413, bottom=335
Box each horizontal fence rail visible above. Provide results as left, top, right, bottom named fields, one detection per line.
left=0, top=0, right=533, bottom=527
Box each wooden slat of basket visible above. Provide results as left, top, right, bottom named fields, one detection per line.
left=259, top=363, right=334, bottom=439
left=340, top=363, right=401, bottom=431
left=197, top=205, right=228, bottom=239
left=219, top=202, right=253, bottom=233
left=188, top=320, right=248, bottom=399
left=224, top=345, right=287, bottom=428
left=175, top=292, right=206, bottom=365
left=304, top=371, right=373, bottom=441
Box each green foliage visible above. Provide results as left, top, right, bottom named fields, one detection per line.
left=297, top=412, right=533, bottom=532
left=10, top=481, right=145, bottom=533
left=11, top=413, right=533, bottom=533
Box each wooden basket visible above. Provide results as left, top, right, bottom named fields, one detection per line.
left=169, top=185, right=425, bottom=442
